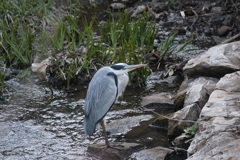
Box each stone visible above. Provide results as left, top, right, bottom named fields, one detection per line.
left=201, top=90, right=240, bottom=118
left=184, top=84, right=208, bottom=109
left=188, top=77, right=218, bottom=95
left=174, top=77, right=218, bottom=110
left=173, top=134, right=191, bottom=149
left=168, top=103, right=201, bottom=139
left=183, top=41, right=240, bottom=78
left=145, top=71, right=181, bottom=90
left=150, top=0, right=167, bottom=13
left=216, top=71, right=240, bottom=92
left=106, top=115, right=153, bottom=137
left=110, top=3, right=126, bottom=10
left=187, top=71, right=240, bottom=160
left=88, top=142, right=143, bottom=160
left=174, top=91, right=186, bottom=111
left=130, top=146, right=174, bottom=160
left=141, top=92, right=174, bottom=111
left=217, top=25, right=232, bottom=36
left=211, top=7, right=222, bottom=13
left=223, top=14, right=233, bottom=25
left=131, top=5, right=147, bottom=18
left=187, top=118, right=240, bottom=160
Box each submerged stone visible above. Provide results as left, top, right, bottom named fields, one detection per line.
left=87, top=142, right=143, bottom=160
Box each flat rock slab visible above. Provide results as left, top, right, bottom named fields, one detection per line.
left=183, top=41, right=240, bottom=78
left=141, top=92, right=174, bottom=110
left=106, top=115, right=153, bottom=137
left=87, top=142, right=143, bottom=160
left=201, top=89, right=240, bottom=118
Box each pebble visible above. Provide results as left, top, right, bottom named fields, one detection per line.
left=211, top=7, right=222, bottom=13
left=110, top=3, right=126, bottom=10
left=217, top=25, right=232, bottom=36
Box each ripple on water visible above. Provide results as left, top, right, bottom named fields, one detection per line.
left=1, top=75, right=173, bottom=159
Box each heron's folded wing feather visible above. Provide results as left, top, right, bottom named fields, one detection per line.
left=84, top=73, right=117, bottom=124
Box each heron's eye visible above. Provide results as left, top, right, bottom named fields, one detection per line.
left=110, top=65, right=125, bottom=70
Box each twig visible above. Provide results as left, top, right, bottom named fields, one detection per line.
left=140, top=105, right=240, bottom=127
left=140, top=106, right=198, bottom=124
left=190, top=8, right=199, bottom=27
left=169, top=146, right=188, bottom=152
left=221, top=32, right=240, bottom=44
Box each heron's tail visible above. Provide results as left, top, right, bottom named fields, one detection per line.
left=84, top=116, right=96, bottom=136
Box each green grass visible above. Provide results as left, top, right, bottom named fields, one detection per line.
left=0, top=0, right=55, bottom=68
left=0, top=0, right=56, bottom=89
left=180, top=123, right=198, bottom=143
left=45, top=12, right=156, bottom=87
left=156, top=33, right=191, bottom=69
left=0, top=62, right=6, bottom=92
left=0, top=0, right=192, bottom=91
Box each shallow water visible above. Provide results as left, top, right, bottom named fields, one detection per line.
left=0, top=75, right=177, bottom=160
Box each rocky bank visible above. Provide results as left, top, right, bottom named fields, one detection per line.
left=144, top=40, right=240, bottom=159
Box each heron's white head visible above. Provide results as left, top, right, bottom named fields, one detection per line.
left=110, top=63, right=147, bottom=76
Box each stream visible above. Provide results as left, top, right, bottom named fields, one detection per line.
left=0, top=74, right=183, bottom=160
left=0, top=0, right=222, bottom=159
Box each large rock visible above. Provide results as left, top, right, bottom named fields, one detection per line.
left=201, top=90, right=240, bottom=118
left=187, top=71, right=240, bottom=160
left=168, top=103, right=201, bottom=139
left=187, top=117, right=240, bottom=160
left=184, top=84, right=208, bottom=109
left=174, top=77, right=218, bottom=110
left=216, top=71, right=240, bottom=92
left=169, top=77, right=217, bottom=139
left=183, top=41, right=240, bottom=78
left=106, top=115, right=153, bottom=137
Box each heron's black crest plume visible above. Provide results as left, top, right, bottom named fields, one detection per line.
left=110, top=64, right=125, bottom=70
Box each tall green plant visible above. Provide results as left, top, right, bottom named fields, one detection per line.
left=97, top=13, right=156, bottom=84
left=156, top=33, right=191, bottom=69
left=0, top=21, right=35, bottom=67
left=0, top=0, right=56, bottom=68
left=0, top=61, right=6, bottom=91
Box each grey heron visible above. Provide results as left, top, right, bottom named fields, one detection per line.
left=84, top=63, right=147, bottom=147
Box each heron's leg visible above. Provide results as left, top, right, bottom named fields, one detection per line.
left=100, top=120, right=110, bottom=147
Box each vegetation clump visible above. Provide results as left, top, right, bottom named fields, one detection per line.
left=0, top=0, right=190, bottom=91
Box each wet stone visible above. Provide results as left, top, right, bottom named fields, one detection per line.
left=141, top=92, right=174, bottom=111
left=106, top=115, right=153, bottom=137
left=217, top=25, right=232, bottom=36
left=211, top=7, right=222, bottom=13
left=110, top=3, right=126, bottom=10
left=88, top=142, right=143, bottom=160
left=130, top=146, right=174, bottom=160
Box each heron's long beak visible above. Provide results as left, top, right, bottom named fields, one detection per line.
left=125, top=64, right=147, bottom=72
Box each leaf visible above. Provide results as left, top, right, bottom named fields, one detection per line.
left=168, top=68, right=174, bottom=76
left=31, top=57, right=52, bottom=81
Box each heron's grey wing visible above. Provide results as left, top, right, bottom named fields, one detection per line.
left=84, top=70, right=117, bottom=135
